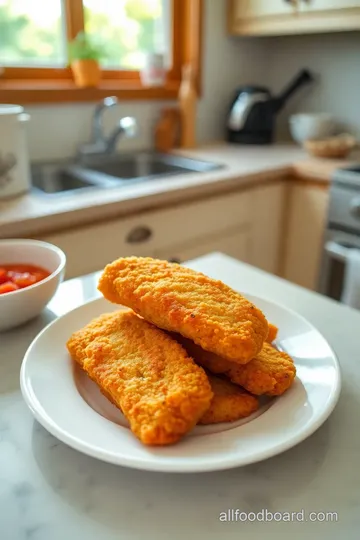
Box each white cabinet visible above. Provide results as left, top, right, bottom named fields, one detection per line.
left=229, top=0, right=298, bottom=35
left=299, top=1, right=360, bottom=12
left=39, top=218, right=156, bottom=279
left=232, top=0, right=297, bottom=20
left=228, top=0, right=360, bottom=35
left=155, top=227, right=251, bottom=264
left=39, top=181, right=287, bottom=279
left=248, top=183, right=286, bottom=275
left=156, top=183, right=286, bottom=270
left=39, top=188, right=253, bottom=279
left=283, top=183, right=329, bottom=290
left=38, top=179, right=327, bottom=288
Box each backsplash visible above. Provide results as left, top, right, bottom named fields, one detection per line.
left=261, top=32, right=360, bottom=140
left=26, top=101, right=172, bottom=161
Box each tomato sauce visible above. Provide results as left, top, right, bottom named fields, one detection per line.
left=0, top=264, right=50, bottom=295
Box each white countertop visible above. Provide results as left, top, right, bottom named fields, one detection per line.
left=1, top=253, right=360, bottom=539
left=1, top=143, right=354, bottom=239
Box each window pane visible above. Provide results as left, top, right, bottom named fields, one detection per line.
left=84, top=0, right=170, bottom=70
left=0, top=0, right=66, bottom=67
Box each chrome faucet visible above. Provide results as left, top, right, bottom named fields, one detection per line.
left=78, top=96, right=137, bottom=157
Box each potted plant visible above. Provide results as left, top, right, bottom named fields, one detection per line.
left=69, top=32, right=103, bottom=88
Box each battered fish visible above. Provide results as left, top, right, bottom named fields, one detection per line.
left=98, top=257, right=268, bottom=364
left=67, top=310, right=213, bottom=446
left=174, top=335, right=296, bottom=397
left=267, top=323, right=278, bottom=343
left=199, top=374, right=259, bottom=425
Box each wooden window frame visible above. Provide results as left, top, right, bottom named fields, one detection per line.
left=0, top=0, right=202, bottom=104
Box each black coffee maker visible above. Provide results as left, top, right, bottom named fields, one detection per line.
left=226, top=69, right=314, bottom=144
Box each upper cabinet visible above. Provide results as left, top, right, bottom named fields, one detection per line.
left=228, top=0, right=360, bottom=36
left=232, top=0, right=297, bottom=20
left=299, top=0, right=360, bottom=12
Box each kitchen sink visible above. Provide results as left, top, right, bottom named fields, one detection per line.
left=31, top=163, right=101, bottom=194
left=81, top=152, right=221, bottom=180
left=31, top=152, right=222, bottom=195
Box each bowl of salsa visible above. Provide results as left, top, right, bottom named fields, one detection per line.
left=0, top=264, right=51, bottom=295
left=0, top=239, right=66, bottom=331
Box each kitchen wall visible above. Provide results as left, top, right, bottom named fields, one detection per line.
left=260, top=32, right=360, bottom=140
left=26, top=101, right=169, bottom=161
left=26, top=0, right=265, bottom=161
left=196, top=0, right=264, bottom=143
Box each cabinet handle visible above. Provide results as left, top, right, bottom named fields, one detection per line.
left=126, top=226, right=153, bottom=244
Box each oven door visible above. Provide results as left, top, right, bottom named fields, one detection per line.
left=319, top=229, right=360, bottom=301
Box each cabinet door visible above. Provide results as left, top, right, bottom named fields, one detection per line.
left=233, top=0, right=298, bottom=19
left=249, top=183, right=286, bottom=275
left=39, top=221, right=156, bottom=279
left=155, top=183, right=285, bottom=274
left=299, top=0, right=360, bottom=12
left=229, top=0, right=360, bottom=34
left=229, top=0, right=298, bottom=35
left=155, top=227, right=251, bottom=265
left=283, top=183, right=329, bottom=290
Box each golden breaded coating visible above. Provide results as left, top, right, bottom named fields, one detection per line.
left=67, top=310, right=213, bottom=446
left=174, top=335, right=296, bottom=397
left=267, top=323, right=278, bottom=343
left=220, top=343, right=296, bottom=396
left=98, top=257, right=268, bottom=364
left=199, top=374, right=259, bottom=425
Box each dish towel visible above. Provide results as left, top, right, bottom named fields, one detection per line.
left=341, top=248, right=360, bottom=310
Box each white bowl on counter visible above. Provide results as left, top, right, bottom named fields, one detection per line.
left=0, top=239, right=66, bottom=331
left=289, top=113, right=337, bottom=144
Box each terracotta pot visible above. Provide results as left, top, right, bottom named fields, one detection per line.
left=71, top=59, right=101, bottom=88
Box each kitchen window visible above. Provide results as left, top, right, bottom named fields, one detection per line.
left=0, top=0, right=202, bottom=103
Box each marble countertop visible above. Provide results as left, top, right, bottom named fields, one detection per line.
left=1, top=143, right=358, bottom=239
left=1, top=252, right=360, bottom=540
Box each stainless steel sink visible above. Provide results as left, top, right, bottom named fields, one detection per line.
left=31, top=164, right=94, bottom=194
left=81, top=152, right=221, bottom=181
left=31, top=152, right=222, bottom=195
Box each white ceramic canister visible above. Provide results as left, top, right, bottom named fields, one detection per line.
left=0, top=104, right=31, bottom=199
left=140, top=53, right=166, bottom=87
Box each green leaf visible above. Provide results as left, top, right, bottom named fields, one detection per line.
left=68, top=31, right=104, bottom=62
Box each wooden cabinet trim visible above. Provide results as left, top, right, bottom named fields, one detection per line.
left=228, top=2, right=360, bottom=35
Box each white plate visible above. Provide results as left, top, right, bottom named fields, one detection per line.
left=20, top=295, right=341, bottom=473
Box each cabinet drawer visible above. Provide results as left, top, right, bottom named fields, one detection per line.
left=39, top=220, right=155, bottom=278
left=145, top=189, right=252, bottom=249
left=155, top=226, right=251, bottom=265
left=39, top=190, right=253, bottom=278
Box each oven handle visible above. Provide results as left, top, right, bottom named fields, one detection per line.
left=325, top=240, right=357, bottom=262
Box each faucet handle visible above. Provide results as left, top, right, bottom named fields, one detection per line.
left=119, top=116, right=137, bottom=138
left=102, top=96, right=118, bottom=108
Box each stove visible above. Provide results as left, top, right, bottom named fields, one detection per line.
left=332, top=165, right=360, bottom=191
left=319, top=165, right=360, bottom=300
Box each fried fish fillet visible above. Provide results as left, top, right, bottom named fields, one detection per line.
left=67, top=310, right=213, bottom=446
left=199, top=374, right=259, bottom=425
left=174, top=335, right=296, bottom=397
left=267, top=323, right=278, bottom=343
left=98, top=257, right=268, bottom=364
